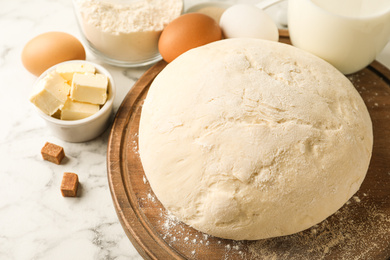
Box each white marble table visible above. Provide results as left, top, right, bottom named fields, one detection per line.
left=1, top=0, right=389, bottom=259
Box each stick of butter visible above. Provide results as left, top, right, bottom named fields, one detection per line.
left=29, top=72, right=70, bottom=115
left=56, top=63, right=96, bottom=82
left=70, top=73, right=108, bottom=105
left=61, top=98, right=100, bottom=120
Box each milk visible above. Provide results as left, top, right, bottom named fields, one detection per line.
left=312, top=0, right=389, bottom=17
left=288, top=0, right=390, bottom=74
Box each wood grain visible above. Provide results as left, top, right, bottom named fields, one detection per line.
left=107, top=32, right=390, bottom=259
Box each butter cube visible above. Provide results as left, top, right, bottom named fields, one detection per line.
left=56, top=63, right=96, bottom=82
left=70, top=73, right=108, bottom=105
left=30, top=72, right=70, bottom=115
left=61, top=98, right=100, bottom=120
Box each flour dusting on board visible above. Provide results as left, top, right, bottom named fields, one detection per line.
left=246, top=195, right=390, bottom=259
left=349, top=71, right=390, bottom=110
left=130, top=133, right=139, bottom=155
left=151, top=192, right=390, bottom=259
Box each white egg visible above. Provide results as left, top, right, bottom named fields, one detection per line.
left=219, top=4, right=279, bottom=41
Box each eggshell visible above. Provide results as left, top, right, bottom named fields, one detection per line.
left=22, top=32, right=86, bottom=76
left=158, top=13, right=222, bottom=63
left=219, top=4, right=279, bottom=42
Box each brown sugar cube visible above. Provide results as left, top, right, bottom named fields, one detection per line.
left=41, top=142, right=65, bottom=165
left=61, top=172, right=79, bottom=197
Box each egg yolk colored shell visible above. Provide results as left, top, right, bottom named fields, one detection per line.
left=22, top=31, right=86, bottom=76
left=158, top=13, right=222, bottom=63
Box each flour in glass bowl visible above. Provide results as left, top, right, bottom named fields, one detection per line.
left=73, top=0, right=183, bottom=66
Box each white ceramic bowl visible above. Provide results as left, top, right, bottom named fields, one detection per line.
left=33, top=60, right=116, bottom=142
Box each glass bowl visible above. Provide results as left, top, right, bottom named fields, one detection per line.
left=72, top=0, right=183, bottom=67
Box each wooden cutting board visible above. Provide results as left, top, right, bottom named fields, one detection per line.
left=107, top=32, right=390, bottom=260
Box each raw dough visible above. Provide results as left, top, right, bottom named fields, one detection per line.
left=138, top=39, right=373, bottom=240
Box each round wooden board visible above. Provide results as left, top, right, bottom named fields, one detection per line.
left=107, top=33, right=390, bottom=260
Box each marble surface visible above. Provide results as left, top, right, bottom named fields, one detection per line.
left=1, top=0, right=389, bottom=259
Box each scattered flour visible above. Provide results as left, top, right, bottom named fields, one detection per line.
left=139, top=171, right=389, bottom=260
left=246, top=195, right=390, bottom=260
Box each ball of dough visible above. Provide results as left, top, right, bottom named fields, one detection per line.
left=138, top=39, right=373, bottom=240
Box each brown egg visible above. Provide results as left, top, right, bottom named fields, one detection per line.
left=158, top=13, right=222, bottom=63
left=22, top=32, right=86, bottom=76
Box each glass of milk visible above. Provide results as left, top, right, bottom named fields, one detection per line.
left=288, top=0, right=390, bottom=74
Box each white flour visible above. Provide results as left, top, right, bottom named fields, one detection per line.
left=74, top=0, right=183, bottom=63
